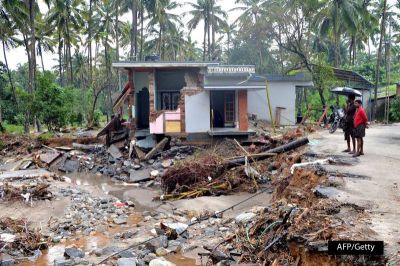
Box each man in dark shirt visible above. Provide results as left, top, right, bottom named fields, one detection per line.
left=343, top=94, right=356, bottom=153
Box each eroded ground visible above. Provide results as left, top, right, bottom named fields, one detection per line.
left=0, top=125, right=396, bottom=265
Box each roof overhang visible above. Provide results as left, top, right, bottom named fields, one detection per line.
left=112, top=61, right=219, bottom=69
left=204, top=86, right=264, bottom=90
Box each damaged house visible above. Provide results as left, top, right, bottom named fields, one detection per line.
left=111, top=61, right=313, bottom=140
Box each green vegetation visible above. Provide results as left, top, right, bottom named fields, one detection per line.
left=0, top=0, right=399, bottom=130
left=37, top=132, right=55, bottom=142
left=390, top=97, right=400, bottom=122
left=3, top=123, right=24, bottom=134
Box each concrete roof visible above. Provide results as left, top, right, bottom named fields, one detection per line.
left=112, top=61, right=218, bottom=68
left=204, top=73, right=313, bottom=90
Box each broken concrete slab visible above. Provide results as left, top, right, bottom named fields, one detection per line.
left=40, top=152, right=61, bottom=165
left=129, top=169, right=152, bottom=183
left=136, top=135, right=156, bottom=149
left=312, top=185, right=338, bottom=198
left=0, top=169, right=56, bottom=181
left=59, top=159, right=80, bottom=173
left=107, top=144, right=123, bottom=159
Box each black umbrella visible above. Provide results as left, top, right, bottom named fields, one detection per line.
left=331, top=87, right=362, bottom=96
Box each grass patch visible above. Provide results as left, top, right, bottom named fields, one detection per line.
left=0, top=140, right=5, bottom=151
left=37, top=132, right=55, bottom=142
left=3, top=123, right=24, bottom=134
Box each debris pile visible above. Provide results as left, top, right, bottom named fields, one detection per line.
left=226, top=168, right=386, bottom=265
left=48, top=187, right=136, bottom=239
left=0, top=217, right=47, bottom=255
left=160, top=137, right=310, bottom=200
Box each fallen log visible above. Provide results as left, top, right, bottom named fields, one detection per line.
left=224, top=137, right=309, bottom=169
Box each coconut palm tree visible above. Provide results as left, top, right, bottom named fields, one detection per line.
left=0, top=9, right=20, bottom=103
left=314, top=0, right=363, bottom=66
left=146, top=0, right=181, bottom=60
left=47, top=0, right=83, bottom=85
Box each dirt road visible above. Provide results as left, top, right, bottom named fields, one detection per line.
left=310, top=123, right=400, bottom=262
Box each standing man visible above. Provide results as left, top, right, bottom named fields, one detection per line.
left=353, top=99, right=368, bottom=157
left=343, top=94, right=356, bottom=153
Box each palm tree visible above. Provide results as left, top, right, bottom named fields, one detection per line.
left=232, top=0, right=266, bottom=27
left=314, top=0, right=362, bottom=66
left=0, top=7, right=20, bottom=103
left=373, top=0, right=388, bottom=120
left=146, top=0, right=181, bottom=60
left=35, top=14, right=55, bottom=71
left=47, top=0, right=83, bottom=85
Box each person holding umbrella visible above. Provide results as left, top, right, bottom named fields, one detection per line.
left=342, top=94, right=356, bottom=154
left=331, top=87, right=362, bottom=154
left=353, top=99, right=368, bottom=157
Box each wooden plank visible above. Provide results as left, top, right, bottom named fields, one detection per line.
left=144, top=137, right=168, bottom=161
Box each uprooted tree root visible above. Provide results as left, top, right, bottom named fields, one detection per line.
left=0, top=218, right=48, bottom=254
left=161, top=154, right=226, bottom=195
left=1, top=181, right=52, bottom=202
left=160, top=150, right=273, bottom=200
left=230, top=169, right=386, bottom=265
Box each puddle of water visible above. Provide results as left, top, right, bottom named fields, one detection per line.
left=19, top=233, right=109, bottom=266
left=165, top=252, right=197, bottom=266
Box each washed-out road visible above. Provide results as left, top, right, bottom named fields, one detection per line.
left=309, top=123, right=400, bottom=263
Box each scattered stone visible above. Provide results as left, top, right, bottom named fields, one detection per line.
left=149, top=258, right=176, bottom=266
left=150, top=170, right=159, bottom=178
left=64, top=247, right=84, bottom=258
left=161, top=159, right=173, bottom=168
left=235, top=212, right=256, bottom=224
left=113, top=217, right=128, bottom=225
left=155, top=247, right=169, bottom=256
left=100, top=246, right=123, bottom=256
left=143, top=253, right=157, bottom=263
left=0, top=255, right=15, bottom=266
left=126, top=201, right=135, bottom=207
left=119, top=250, right=136, bottom=258
left=53, top=258, right=70, bottom=266
left=219, top=227, right=229, bottom=232
left=117, top=258, right=138, bottom=266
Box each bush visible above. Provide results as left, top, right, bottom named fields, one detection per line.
left=390, top=97, right=400, bottom=122
left=37, top=132, right=55, bottom=142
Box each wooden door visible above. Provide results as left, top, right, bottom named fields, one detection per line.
left=224, top=91, right=235, bottom=127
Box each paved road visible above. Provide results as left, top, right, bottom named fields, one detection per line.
left=309, top=123, right=400, bottom=262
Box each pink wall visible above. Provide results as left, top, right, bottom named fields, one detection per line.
left=150, top=108, right=181, bottom=134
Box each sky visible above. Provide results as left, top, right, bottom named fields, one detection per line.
left=1, top=0, right=241, bottom=70
left=1, top=0, right=398, bottom=70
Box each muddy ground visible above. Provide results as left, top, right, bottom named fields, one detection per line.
left=0, top=125, right=397, bottom=265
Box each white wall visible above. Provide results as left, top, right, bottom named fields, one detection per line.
left=185, top=91, right=211, bottom=133
left=248, top=81, right=312, bottom=125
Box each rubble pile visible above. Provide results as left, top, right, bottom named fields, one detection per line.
left=0, top=217, right=47, bottom=255
left=0, top=180, right=52, bottom=202
left=48, top=187, right=136, bottom=240
left=226, top=168, right=387, bottom=265
left=0, top=134, right=39, bottom=157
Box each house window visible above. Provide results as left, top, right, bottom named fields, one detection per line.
left=160, top=92, right=180, bottom=110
